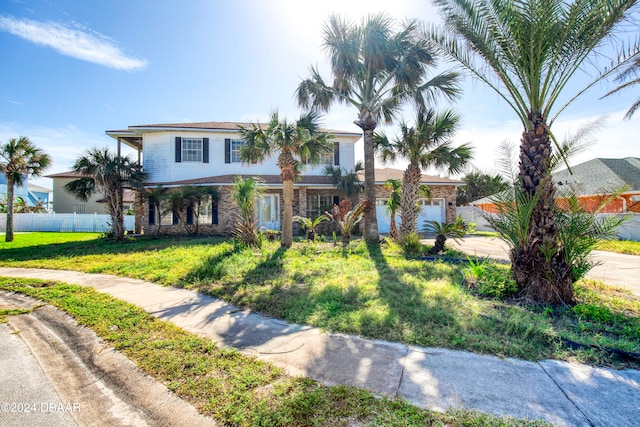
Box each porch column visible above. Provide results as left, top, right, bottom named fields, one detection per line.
left=298, top=187, right=307, bottom=217
left=134, top=190, right=143, bottom=234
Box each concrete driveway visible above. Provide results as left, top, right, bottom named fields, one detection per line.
left=446, top=236, right=640, bottom=296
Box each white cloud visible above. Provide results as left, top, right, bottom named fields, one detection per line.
left=0, top=15, right=147, bottom=71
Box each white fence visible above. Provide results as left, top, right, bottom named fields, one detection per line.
left=0, top=213, right=135, bottom=233
left=457, top=206, right=640, bottom=242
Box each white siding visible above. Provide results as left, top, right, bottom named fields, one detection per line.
left=142, top=130, right=359, bottom=183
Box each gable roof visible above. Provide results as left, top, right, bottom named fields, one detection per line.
left=554, top=157, right=640, bottom=195
left=357, top=168, right=464, bottom=186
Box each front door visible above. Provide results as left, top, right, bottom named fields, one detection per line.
left=257, top=194, right=280, bottom=231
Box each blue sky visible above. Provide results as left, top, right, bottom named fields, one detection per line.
left=1, top=0, right=638, bottom=188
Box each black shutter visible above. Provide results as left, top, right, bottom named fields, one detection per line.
left=175, top=137, right=182, bottom=163
left=225, top=138, right=231, bottom=163
left=333, top=196, right=340, bottom=206
left=203, top=138, right=209, bottom=163
left=212, top=201, right=219, bottom=225
left=172, top=210, right=179, bottom=225
left=148, top=197, right=155, bottom=225
left=186, top=206, right=194, bottom=225
left=333, top=142, right=340, bottom=166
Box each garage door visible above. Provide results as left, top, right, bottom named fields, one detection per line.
left=376, top=198, right=445, bottom=234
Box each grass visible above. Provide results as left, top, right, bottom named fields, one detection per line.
left=0, top=232, right=639, bottom=368
left=595, top=239, right=640, bottom=255
left=0, top=277, right=547, bottom=427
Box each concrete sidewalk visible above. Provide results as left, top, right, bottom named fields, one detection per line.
left=1, top=267, right=639, bottom=426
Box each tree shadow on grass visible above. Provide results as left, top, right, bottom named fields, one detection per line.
left=0, top=235, right=225, bottom=263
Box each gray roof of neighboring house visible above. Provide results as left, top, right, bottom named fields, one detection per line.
left=554, top=157, right=640, bottom=196
left=28, top=183, right=52, bottom=193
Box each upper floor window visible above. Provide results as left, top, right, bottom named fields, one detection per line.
left=320, top=142, right=339, bottom=166
left=225, top=138, right=246, bottom=163
left=182, top=138, right=203, bottom=162
left=175, top=137, right=209, bottom=163
left=230, top=139, right=244, bottom=163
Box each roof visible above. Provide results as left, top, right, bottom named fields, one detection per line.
left=147, top=174, right=335, bottom=188
left=554, top=157, right=640, bottom=196
left=107, top=121, right=362, bottom=139
left=45, top=171, right=85, bottom=179
left=357, top=168, right=464, bottom=186
left=28, top=183, right=52, bottom=193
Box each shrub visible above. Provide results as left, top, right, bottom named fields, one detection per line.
left=399, top=231, right=424, bottom=257
left=474, top=264, right=518, bottom=298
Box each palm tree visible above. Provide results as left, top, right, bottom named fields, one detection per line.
left=325, top=199, right=370, bottom=247
left=376, top=109, right=472, bottom=238
left=239, top=110, right=333, bottom=248
left=231, top=176, right=262, bottom=246
left=65, top=148, right=146, bottom=241
left=296, top=13, right=461, bottom=243
left=144, top=185, right=166, bottom=235
left=0, top=136, right=51, bottom=242
left=383, top=179, right=403, bottom=240
left=423, top=219, right=466, bottom=254
left=603, top=53, right=640, bottom=120
left=430, top=0, right=637, bottom=304
left=457, top=170, right=510, bottom=206
left=324, top=161, right=364, bottom=205
left=293, top=214, right=328, bottom=241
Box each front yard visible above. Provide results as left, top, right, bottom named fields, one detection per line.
left=1, top=232, right=639, bottom=368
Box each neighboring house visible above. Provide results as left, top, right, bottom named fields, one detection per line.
left=361, top=168, right=464, bottom=233
left=46, top=171, right=135, bottom=214
left=0, top=174, right=50, bottom=209
left=27, top=183, right=53, bottom=211
left=105, top=121, right=464, bottom=236
left=473, top=157, right=640, bottom=213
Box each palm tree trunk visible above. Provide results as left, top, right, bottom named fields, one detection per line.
left=5, top=176, right=15, bottom=242
left=513, top=116, right=573, bottom=304
left=389, top=215, right=398, bottom=240
left=399, top=162, right=421, bottom=238
left=362, top=128, right=379, bottom=243
left=282, top=179, right=294, bottom=248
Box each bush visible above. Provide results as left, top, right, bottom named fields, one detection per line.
left=474, top=264, right=518, bottom=298
left=399, top=232, right=424, bottom=257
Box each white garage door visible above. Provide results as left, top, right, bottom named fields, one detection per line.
left=376, top=198, right=445, bottom=234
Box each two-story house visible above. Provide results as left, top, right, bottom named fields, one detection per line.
left=106, top=120, right=463, bottom=236
left=106, top=121, right=361, bottom=235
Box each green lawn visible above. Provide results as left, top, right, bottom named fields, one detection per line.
left=595, top=239, right=640, bottom=256
left=0, top=277, right=547, bottom=427
left=1, top=232, right=639, bottom=368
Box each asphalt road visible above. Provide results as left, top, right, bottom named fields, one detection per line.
left=444, top=236, right=640, bottom=296
left=0, top=291, right=217, bottom=427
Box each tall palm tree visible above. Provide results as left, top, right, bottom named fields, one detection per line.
left=376, top=109, right=472, bottom=238
left=65, top=148, right=146, bottom=241
left=0, top=136, right=51, bottom=242
left=239, top=110, right=333, bottom=248
left=430, top=0, right=637, bottom=304
left=296, top=13, right=461, bottom=243
left=603, top=53, right=640, bottom=120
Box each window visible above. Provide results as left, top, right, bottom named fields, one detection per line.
left=230, top=139, right=244, bottom=163
left=199, top=196, right=219, bottom=225
left=320, top=151, right=333, bottom=165
left=307, top=195, right=335, bottom=219
left=182, top=138, right=203, bottom=162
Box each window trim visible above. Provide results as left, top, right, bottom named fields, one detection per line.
left=181, top=138, right=204, bottom=162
